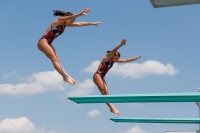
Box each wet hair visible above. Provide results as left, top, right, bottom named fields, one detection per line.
left=53, top=10, right=73, bottom=17
left=107, top=50, right=121, bottom=57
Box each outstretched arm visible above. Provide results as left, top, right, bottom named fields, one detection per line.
left=69, top=21, right=101, bottom=27
left=116, top=56, right=141, bottom=63
left=58, top=8, right=90, bottom=21
left=103, top=39, right=126, bottom=61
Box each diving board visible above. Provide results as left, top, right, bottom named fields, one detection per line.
left=110, top=118, right=200, bottom=124
left=150, top=0, right=200, bottom=8
left=67, top=92, right=200, bottom=104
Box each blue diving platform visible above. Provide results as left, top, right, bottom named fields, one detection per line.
left=67, top=92, right=200, bottom=104
left=110, top=118, right=200, bottom=124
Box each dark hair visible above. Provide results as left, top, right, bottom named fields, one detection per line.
left=53, top=10, right=73, bottom=17
left=107, top=50, right=121, bottom=57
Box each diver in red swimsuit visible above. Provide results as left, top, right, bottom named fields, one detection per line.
left=39, top=25, right=65, bottom=44
left=38, top=8, right=101, bottom=85
left=93, top=39, right=141, bottom=114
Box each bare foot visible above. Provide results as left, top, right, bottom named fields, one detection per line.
left=63, top=76, right=76, bottom=85
left=110, top=108, right=121, bottom=115
left=68, top=76, right=76, bottom=83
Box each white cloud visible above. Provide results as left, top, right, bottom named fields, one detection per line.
left=2, top=71, right=16, bottom=79
left=0, top=70, right=96, bottom=96
left=0, top=70, right=67, bottom=96
left=0, top=117, right=37, bottom=133
left=83, top=60, right=179, bottom=79
left=67, top=79, right=95, bottom=96
left=83, top=60, right=100, bottom=73
left=87, top=109, right=101, bottom=118
left=0, top=117, right=67, bottom=133
left=123, top=126, right=147, bottom=133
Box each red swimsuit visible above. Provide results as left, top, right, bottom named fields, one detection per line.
left=39, top=25, right=65, bottom=44
left=95, top=60, right=114, bottom=78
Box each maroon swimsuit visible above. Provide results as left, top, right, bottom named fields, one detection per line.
left=94, top=60, right=114, bottom=78
left=39, top=25, right=65, bottom=44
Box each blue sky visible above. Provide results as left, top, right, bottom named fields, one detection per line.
left=0, top=0, right=200, bottom=133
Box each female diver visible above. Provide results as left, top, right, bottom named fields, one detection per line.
left=93, top=39, right=141, bottom=114
left=38, top=8, right=101, bottom=85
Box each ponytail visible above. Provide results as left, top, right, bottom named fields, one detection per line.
left=53, top=10, right=66, bottom=16
left=53, top=10, right=73, bottom=17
